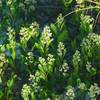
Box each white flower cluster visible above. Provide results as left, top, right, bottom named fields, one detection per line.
left=57, top=86, right=75, bottom=100
left=38, top=54, right=55, bottom=79
left=72, top=50, right=81, bottom=68
left=38, top=57, right=46, bottom=68
left=0, top=53, right=6, bottom=65
left=20, top=27, right=29, bottom=42
left=29, top=22, right=39, bottom=37
left=0, top=53, right=6, bottom=82
left=21, top=84, right=31, bottom=100
left=7, top=27, right=16, bottom=48
left=80, top=14, right=94, bottom=33
left=29, top=73, right=43, bottom=94
left=86, top=61, right=92, bottom=72
left=81, top=33, right=100, bottom=58
left=22, top=72, right=43, bottom=100
left=81, top=38, right=91, bottom=48
left=81, top=33, right=100, bottom=48
left=59, top=61, right=69, bottom=76
left=39, top=54, right=55, bottom=67
left=25, top=52, right=34, bottom=66
left=19, top=22, right=39, bottom=47
left=88, top=83, right=100, bottom=99
left=81, top=38, right=92, bottom=58
left=88, top=33, right=100, bottom=46
left=81, top=15, right=94, bottom=25
left=29, top=74, right=39, bottom=83
left=57, top=42, right=66, bottom=57
left=78, top=82, right=86, bottom=90
left=7, top=27, right=15, bottom=39
left=57, top=14, right=64, bottom=29
left=40, top=26, right=53, bottom=48
left=47, top=54, right=55, bottom=66
left=38, top=54, right=55, bottom=80
left=66, top=86, right=75, bottom=100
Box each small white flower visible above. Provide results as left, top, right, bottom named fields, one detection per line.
left=25, top=52, right=34, bottom=65
left=89, top=83, right=100, bottom=99
left=57, top=42, right=66, bottom=57
left=40, top=26, right=53, bottom=47
left=66, top=87, right=75, bottom=100
left=72, top=50, right=81, bottom=67
left=60, top=61, right=69, bottom=76
left=47, top=54, right=55, bottom=65
left=21, top=84, right=31, bottom=100
left=86, top=61, right=92, bottom=72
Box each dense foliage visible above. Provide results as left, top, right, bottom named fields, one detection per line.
left=0, top=0, right=100, bottom=100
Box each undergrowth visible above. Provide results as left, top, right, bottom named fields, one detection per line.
left=0, top=0, right=100, bottom=100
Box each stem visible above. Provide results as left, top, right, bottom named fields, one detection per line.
left=64, top=6, right=100, bottom=18
left=56, top=6, right=100, bottom=31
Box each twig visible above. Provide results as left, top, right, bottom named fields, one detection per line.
left=55, top=6, right=100, bottom=31
left=63, top=6, right=100, bottom=18
left=93, top=11, right=100, bottom=29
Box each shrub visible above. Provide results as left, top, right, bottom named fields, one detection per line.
left=0, top=0, right=100, bottom=99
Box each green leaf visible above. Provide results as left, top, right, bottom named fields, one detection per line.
left=0, top=91, right=4, bottom=99
left=50, top=23, right=58, bottom=35
left=12, top=49, right=16, bottom=60
left=47, top=65, right=53, bottom=74
left=90, top=68, right=96, bottom=76
left=57, top=30, right=68, bottom=42
left=39, top=71, right=46, bottom=80
left=31, top=92, right=36, bottom=100
left=0, top=45, right=5, bottom=52
left=35, top=43, right=43, bottom=54
left=38, top=66, right=45, bottom=74
left=7, top=75, right=16, bottom=89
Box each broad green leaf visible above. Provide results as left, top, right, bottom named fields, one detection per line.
left=50, top=23, right=58, bottom=35
left=57, top=30, right=68, bottom=42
